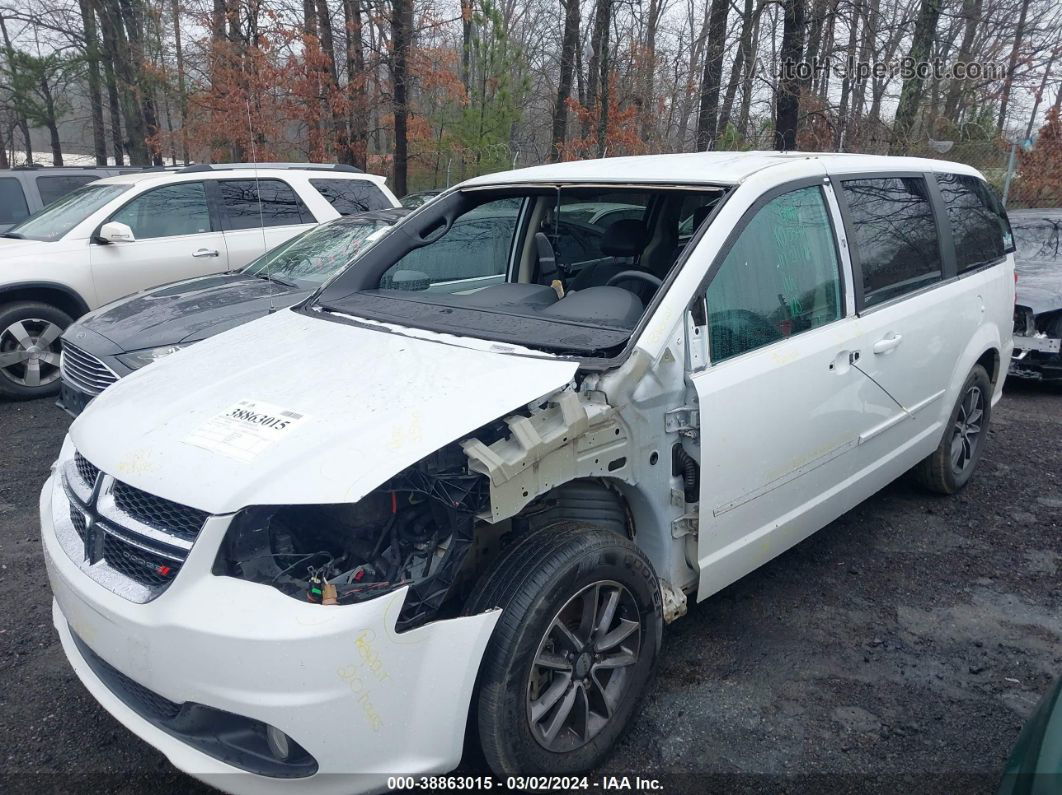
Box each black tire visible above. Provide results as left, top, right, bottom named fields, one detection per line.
left=0, top=301, right=72, bottom=400
left=913, top=364, right=993, bottom=494
left=464, top=525, right=662, bottom=777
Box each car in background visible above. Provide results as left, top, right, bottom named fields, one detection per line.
left=58, top=207, right=408, bottom=415
left=558, top=200, right=645, bottom=227
left=0, top=165, right=140, bottom=233
left=399, top=189, right=442, bottom=209
left=1009, top=209, right=1062, bottom=382
left=998, top=676, right=1061, bottom=793
left=0, top=162, right=398, bottom=399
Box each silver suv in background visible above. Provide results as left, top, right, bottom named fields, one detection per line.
left=0, top=165, right=140, bottom=232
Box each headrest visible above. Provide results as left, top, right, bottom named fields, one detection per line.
left=690, top=205, right=712, bottom=232
left=601, top=218, right=648, bottom=258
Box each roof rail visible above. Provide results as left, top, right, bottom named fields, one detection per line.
left=143, top=162, right=365, bottom=174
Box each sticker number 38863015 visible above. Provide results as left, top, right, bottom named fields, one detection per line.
left=183, top=399, right=308, bottom=462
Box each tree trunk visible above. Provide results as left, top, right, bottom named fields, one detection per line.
left=550, top=0, right=580, bottom=161
left=639, top=0, right=663, bottom=146
left=695, top=0, right=729, bottom=149
left=736, top=3, right=762, bottom=138
left=583, top=0, right=609, bottom=140
left=719, top=0, right=755, bottom=135
left=997, top=0, right=1031, bottom=134
left=890, top=0, right=943, bottom=153
left=460, top=0, right=473, bottom=96
left=0, top=126, right=8, bottom=169
left=38, top=74, right=64, bottom=166
left=390, top=0, right=413, bottom=195
left=170, top=0, right=189, bottom=163
left=344, top=0, right=368, bottom=169
left=316, top=0, right=352, bottom=163
left=0, top=14, right=33, bottom=163
left=118, top=0, right=162, bottom=164
left=98, top=0, right=149, bottom=164
left=100, top=30, right=124, bottom=164
left=79, top=0, right=108, bottom=164
left=774, top=0, right=806, bottom=150
left=596, top=0, right=611, bottom=156
left=834, top=0, right=861, bottom=149
left=942, top=0, right=982, bottom=122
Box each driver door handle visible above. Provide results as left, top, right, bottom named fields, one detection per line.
left=873, top=333, right=903, bottom=355
left=192, top=248, right=220, bottom=258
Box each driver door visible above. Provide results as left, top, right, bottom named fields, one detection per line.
left=689, top=183, right=896, bottom=598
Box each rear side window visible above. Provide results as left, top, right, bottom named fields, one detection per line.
left=936, top=173, right=1014, bottom=272
left=310, top=179, right=390, bottom=215
left=218, top=179, right=314, bottom=231
left=841, top=176, right=942, bottom=308
left=706, top=186, right=842, bottom=363
left=36, top=175, right=98, bottom=206
left=0, top=177, right=29, bottom=224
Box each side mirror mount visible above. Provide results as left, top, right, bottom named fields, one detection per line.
left=97, top=221, right=135, bottom=243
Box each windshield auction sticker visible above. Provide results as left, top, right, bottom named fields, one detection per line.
left=184, top=400, right=307, bottom=462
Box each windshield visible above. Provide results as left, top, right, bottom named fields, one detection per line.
left=242, top=217, right=393, bottom=288
left=312, top=185, right=725, bottom=356
left=6, top=183, right=130, bottom=241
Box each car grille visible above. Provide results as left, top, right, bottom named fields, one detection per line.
left=60, top=342, right=118, bottom=396
left=112, top=481, right=208, bottom=542
left=74, top=452, right=99, bottom=488
left=71, top=631, right=182, bottom=721
left=61, top=454, right=208, bottom=602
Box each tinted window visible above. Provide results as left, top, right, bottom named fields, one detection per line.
left=842, top=177, right=942, bottom=307
left=936, top=173, right=1013, bottom=272
left=706, top=186, right=842, bottom=362
left=310, top=179, right=390, bottom=215
left=382, top=199, right=519, bottom=289
left=0, top=178, right=29, bottom=225
left=110, top=182, right=212, bottom=239
left=218, top=179, right=314, bottom=230
left=36, top=175, right=98, bottom=206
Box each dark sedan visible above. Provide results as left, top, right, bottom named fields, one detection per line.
left=58, top=207, right=407, bottom=415
left=1010, top=209, right=1062, bottom=383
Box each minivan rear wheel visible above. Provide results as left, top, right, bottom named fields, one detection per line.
left=913, top=364, right=993, bottom=494
left=464, top=526, right=662, bottom=777
left=0, top=301, right=71, bottom=400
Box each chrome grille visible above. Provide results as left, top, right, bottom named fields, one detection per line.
left=58, top=454, right=208, bottom=602
left=60, top=342, right=118, bottom=396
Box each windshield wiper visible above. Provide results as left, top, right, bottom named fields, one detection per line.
left=254, top=272, right=298, bottom=288
left=2, top=232, right=24, bottom=239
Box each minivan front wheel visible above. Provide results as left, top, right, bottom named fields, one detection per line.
left=0, top=301, right=72, bottom=400
left=465, top=526, right=662, bottom=777
left=913, top=364, right=993, bottom=494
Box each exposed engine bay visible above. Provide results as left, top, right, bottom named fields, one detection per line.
left=213, top=446, right=487, bottom=631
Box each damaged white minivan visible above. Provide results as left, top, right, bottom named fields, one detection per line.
left=41, top=152, right=1014, bottom=792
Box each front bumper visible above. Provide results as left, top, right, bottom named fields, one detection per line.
left=41, top=465, right=499, bottom=794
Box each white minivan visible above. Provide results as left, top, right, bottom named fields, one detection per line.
left=0, top=163, right=397, bottom=399
left=41, top=153, right=1014, bottom=792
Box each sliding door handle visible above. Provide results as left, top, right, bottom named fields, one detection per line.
left=192, top=248, right=220, bottom=258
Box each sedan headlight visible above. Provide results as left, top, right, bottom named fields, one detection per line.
left=115, top=343, right=190, bottom=370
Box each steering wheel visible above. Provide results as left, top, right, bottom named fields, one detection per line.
left=605, top=270, right=663, bottom=290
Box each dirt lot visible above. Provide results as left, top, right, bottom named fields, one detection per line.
left=0, top=381, right=1059, bottom=794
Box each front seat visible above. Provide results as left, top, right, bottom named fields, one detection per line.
left=569, top=218, right=649, bottom=291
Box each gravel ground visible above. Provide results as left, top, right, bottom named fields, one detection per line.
left=0, top=380, right=1059, bottom=794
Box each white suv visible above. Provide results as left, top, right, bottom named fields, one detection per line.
left=41, top=153, right=1013, bottom=791
left=0, top=163, right=398, bottom=398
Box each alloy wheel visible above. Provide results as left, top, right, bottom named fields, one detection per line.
left=950, top=384, right=984, bottom=475
left=526, top=580, right=643, bottom=752
left=0, top=319, right=63, bottom=388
